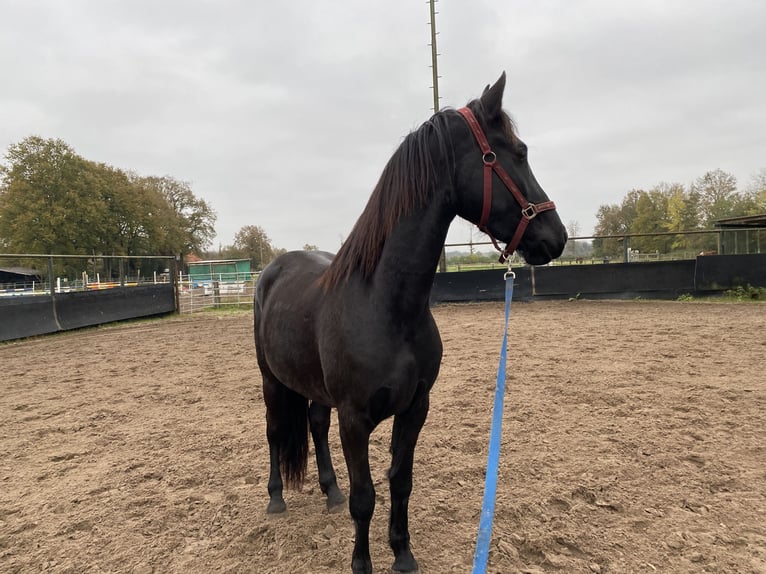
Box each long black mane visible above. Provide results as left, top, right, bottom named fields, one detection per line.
left=319, top=110, right=454, bottom=289
left=319, top=100, right=518, bottom=289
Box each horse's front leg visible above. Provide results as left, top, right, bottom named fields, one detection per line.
left=309, top=401, right=346, bottom=512
left=388, top=389, right=430, bottom=573
left=338, top=408, right=376, bottom=574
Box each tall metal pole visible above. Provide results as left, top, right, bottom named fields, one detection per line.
left=429, top=0, right=440, bottom=113
left=430, top=0, right=448, bottom=271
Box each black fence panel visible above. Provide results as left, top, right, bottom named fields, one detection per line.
left=532, top=260, right=697, bottom=299
left=694, top=254, right=766, bottom=291
left=430, top=254, right=765, bottom=304
left=55, top=284, right=176, bottom=330
left=431, top=268, right=531, bottom=303
left=0, top=296, right=59, bottom=342
left=0, top=284, right=175, bottom=342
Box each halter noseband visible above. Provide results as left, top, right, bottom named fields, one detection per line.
left=457, top=107, right=556, bottom=263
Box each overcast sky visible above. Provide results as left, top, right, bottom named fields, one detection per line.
left=2, top=1, right=764, bottom=252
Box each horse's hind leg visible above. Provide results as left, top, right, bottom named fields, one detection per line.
left=263, top=375, right=287, bottom=514
left=388, top=390, right=430, bottom=573
left=265, top=437, right=287, bottom=513
left=308, top=401, right=346, bottom=512
left=262, top=374, right=309, bottom=515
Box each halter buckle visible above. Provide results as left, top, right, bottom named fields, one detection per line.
left=521, top=204, right=538, bottom=220
left=482, top=151, right=496, bottom=165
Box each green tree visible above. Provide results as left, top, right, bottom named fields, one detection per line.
left=665, top=184, right=699, bottom=231
left=664, top=183, right=703, bottom=252
left=135, top=176, right=216, bottom=255
left=744, top=169, right=766, bottom=214
left=592, top=190, right=642, bottom=257
left=231, top=225, right=275, bottom=270
left=693, top=169, right=738, bottom=226
left=84, top=162, right=162, bottom=256
left=0, top=136, right=103, bottom=255
left=630, top=188, right=672, bottom=253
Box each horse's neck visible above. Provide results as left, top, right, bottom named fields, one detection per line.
left=372, top=198, right=454, bottom=316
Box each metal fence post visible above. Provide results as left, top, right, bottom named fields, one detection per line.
left=48, top=256, right=62, bottom=330
left=47, top=256, right=55, bottom=295
left=172, top=254, right=180, bottom=313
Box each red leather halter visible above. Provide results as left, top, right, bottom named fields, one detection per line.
left=457, top=107, right=557, bottom=263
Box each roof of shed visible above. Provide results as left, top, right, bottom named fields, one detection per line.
left=714, top=214, right=766, bottom=228
left=0, top=267, right=41, bottom=276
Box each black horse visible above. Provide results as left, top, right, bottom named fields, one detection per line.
left=254, top=73, right=567, bottom=574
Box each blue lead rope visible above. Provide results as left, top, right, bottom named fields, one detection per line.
left=471, top=270, right=515, bottom=574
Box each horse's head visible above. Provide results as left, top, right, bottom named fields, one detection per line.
left=451, top=72, right=567, bottom=265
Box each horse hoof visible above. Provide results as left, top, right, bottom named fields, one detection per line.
left=327, top=499, right=346, bottom=514
left=351, top=557, right=373, bottom=574
left=266, top=498, right=287, bottom=514
left=392, top=554, right=418, bottom=573
left=326, top=489, right=347, bottom=513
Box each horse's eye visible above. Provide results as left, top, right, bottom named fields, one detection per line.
left=517, top=143, right=528, bottom=159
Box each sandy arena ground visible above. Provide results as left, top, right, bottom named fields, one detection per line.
left=1, top=300, right=765, bottom=574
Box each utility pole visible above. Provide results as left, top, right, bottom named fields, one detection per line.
left=429, top=0, right=447, bottom=272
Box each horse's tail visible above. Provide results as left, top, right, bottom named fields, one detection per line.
left=254, top=254, right=310, bottom=488
left=269, top=386, right=310, bottom=489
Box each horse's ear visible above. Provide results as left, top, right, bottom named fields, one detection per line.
left=480, top=72, right=506, bottom=118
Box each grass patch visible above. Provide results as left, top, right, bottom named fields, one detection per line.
left=194, top=305, right=253, bottom=316
left=677, top=285, right=766, bottom=302
left=722, top=284, right=766, bottom=302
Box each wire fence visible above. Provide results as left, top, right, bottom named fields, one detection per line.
left=178, top=272, right=258, bottom=313
left=443, top=227, right=765, bottom=270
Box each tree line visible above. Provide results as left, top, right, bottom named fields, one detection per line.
left=0, top=137, right=317, bottom=274
left=3, top=137, right=764, bottom=273
left=0, top=137, right=216, bottom=262
left=592, top=169, right=765, bottom=257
